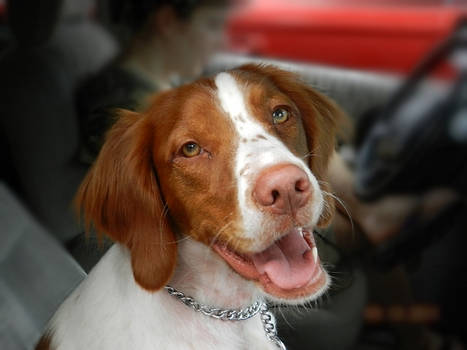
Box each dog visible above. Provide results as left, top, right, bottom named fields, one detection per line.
left=36, top=64, right=345, bottom=349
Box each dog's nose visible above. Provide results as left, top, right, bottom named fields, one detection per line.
left=253, top=164, right=311, bottom=215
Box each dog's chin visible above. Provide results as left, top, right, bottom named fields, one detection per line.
left=212, top=228, right=329, bottom=302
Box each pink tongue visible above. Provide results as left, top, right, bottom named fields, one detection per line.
left=251, top=229, right=315, bottom=290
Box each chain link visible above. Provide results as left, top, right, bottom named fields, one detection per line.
left=164, top=285, right=287, bottom=349
left=165, top=286, right=262, bottom=321
left=260, top=303, right=287, bottom=350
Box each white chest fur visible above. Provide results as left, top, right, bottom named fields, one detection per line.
left=47, top=243, right=278, bottom=350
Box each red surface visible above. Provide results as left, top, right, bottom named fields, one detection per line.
left=228, top=1, right=467, bottom=74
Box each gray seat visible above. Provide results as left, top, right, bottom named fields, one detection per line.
left=0, top=182, right=85, bottom=350
left=0, top=0, right=118, bottom=242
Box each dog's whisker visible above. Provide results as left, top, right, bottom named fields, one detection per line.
left=307, top=144, right=323, bottom=158
left=156, top=204, right=171, bottom=258
left=172, top=235, right=191, bottom=244
left=200, top=222, right=235, bottom=267
left=208, top=220, right=234, bottom=249
left=300, top=151, right=316, bottom=160
left=322, top=190, right=356, bottom=239
left=276, top=305, right=295, bottom=330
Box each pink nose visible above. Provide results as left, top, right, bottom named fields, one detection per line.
left=253, top=164, right=311, bottom=215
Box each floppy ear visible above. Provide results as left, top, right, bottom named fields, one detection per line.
left=301, top=86, right=348, bottom=228
left=238, top=64, right=349, bottom=227
left=75, top=110, right=177, bottom=291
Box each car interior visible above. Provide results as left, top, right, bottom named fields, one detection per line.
left=0, top=0, right=465, bottom=349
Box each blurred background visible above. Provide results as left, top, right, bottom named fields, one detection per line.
left=0, top=0, right=466, bottom=349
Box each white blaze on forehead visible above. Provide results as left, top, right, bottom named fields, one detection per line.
left=215, top=72, right=250, bottom=123
left=214, top=72, right=323, bottom=245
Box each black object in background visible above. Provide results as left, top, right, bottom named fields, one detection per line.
left=354, top=19, right=467, bottom=345
left=355, top=19, right=467, bottom=200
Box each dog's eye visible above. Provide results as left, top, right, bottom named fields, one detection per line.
left=272, top=107, right=289, bottom=124
left=182, top=142, right=201, bottom=157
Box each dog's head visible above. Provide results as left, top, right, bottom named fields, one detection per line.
left=77, top=64, right=346, bottom=302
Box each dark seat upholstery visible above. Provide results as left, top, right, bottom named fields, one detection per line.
left=0, top=0, right=118, bottom=242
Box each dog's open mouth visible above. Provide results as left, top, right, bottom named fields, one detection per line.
left=213, top=228, right=328, bottom=300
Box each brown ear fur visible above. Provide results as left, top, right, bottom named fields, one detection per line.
left=75, top=110, right=176, bottom=291
left=238, top=64, right=349, bottom=227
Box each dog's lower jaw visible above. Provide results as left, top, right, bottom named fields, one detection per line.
left=171, top=234, right=330, bottom=309
left=169, top=237, right=261, bottom=309
left=211, top=228, right=331, bottom=304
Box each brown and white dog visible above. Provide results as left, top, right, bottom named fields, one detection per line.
left=37, top=64, right=345, bottom=349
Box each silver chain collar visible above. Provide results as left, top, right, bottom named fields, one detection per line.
left=164, top=285, right=262, bottom=321
left=165, top=285, right=286, bottom=349
left=259, top=303, right=287, bottom=350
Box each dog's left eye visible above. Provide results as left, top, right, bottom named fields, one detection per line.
left=182, top=142, right=202, bottom=158
left=272, top=107, right=289, bottom=124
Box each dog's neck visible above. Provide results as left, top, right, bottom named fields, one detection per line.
left=167, top=238, right=261, bottom=309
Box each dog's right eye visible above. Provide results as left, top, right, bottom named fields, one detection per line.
left=272, top=107, right=289, bottom=124
left=181, top=142, right=202, bottom=158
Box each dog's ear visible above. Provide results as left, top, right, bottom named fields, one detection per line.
left=238, top=64, right=350, bottom=227
left=298, top=85, right=352, bottom=228
left=75, top=110, right=176, bottom=291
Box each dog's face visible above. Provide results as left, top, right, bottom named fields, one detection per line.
left=77, top=65, right=344, bottom=302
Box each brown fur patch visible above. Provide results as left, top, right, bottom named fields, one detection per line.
left=150, top=81, right=247, bottom=249
left=35, top=334, right=52, bottom=350
left=75, top=100, right=177, bottom=291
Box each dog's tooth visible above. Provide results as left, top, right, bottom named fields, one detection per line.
left=312, top=247, right=318, bottom=264
left=299, top=227, right=304, bottom=237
